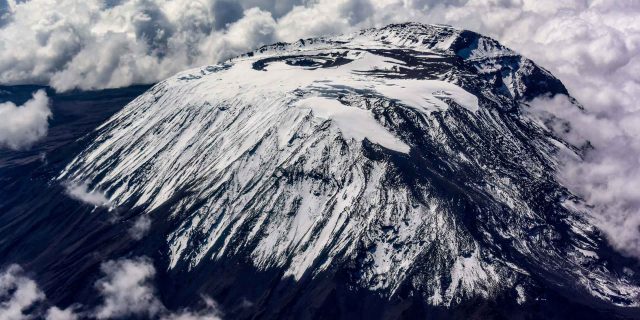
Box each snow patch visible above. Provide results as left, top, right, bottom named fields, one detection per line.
left=296, top=96, right=410, bottom=153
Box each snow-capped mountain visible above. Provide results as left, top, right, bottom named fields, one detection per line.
left=57, top=23, right=640, bottom=318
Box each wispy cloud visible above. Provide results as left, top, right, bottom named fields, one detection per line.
left=160, top=295, right=222, bottom=320
left=64, top=182, right=111, bottom=208
left=0, top=89, right=51, bottom=150
left=129, top=215, right=152, bottom=240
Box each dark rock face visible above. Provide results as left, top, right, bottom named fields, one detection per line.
left=1, top=24, right=639, bottom=319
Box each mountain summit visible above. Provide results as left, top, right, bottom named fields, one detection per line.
left=58, top=23, right=640, bottom=318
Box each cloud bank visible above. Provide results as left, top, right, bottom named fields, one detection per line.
left=1, top=0, right=639, bottom=258
left=0, top=257, right=222, bottom=320
left=0, top=89, right=51, bottom=150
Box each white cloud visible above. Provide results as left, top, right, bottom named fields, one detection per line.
left=0, top=89, right=51, bottom=150
left=0, top=257, right=223, bottom=319
left=94, top=258, right=226, bottom=319
left=129, top=215, right=152, bottom=240
left=64, top=181, right=111, bottom=207
left=160, top=295, right=222, bottom=320
left=0, top=264, right=45, bottom=320
left=0, top=265, right=79, bottom=320
left=94, top=257, right=223, bottom=319
left=0, top=0, right=280, bottom=92
left=45, top=307, right=78, bottom=320
left=94, top=257, right=165, bottom=319
left=530, top=93, right=640, bottom=259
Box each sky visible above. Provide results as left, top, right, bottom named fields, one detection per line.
left=0, top=0, right=639, bottom=259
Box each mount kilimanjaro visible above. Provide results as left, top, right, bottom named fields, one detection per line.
left=8, top=23, right=639, bottom=319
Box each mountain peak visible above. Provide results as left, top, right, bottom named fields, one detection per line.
left=58, top=23, right=638, bottom=318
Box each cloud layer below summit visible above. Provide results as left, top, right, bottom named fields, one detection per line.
left=1, top=0, right=634, bottom=96
left=1, top=0, right=639, bottom=258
